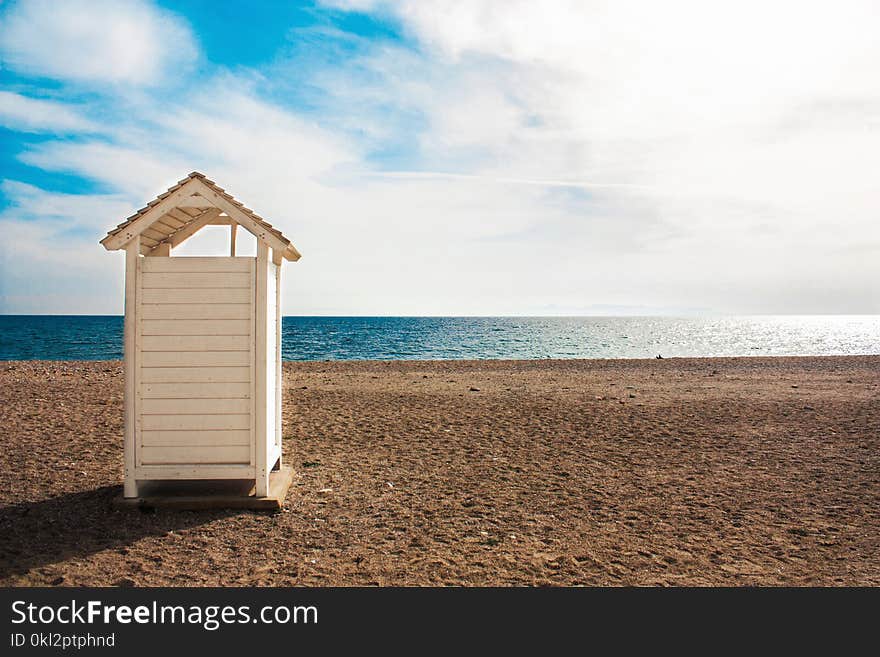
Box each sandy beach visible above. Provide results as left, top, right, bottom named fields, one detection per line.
left=0, top=355, right=877, bottom=586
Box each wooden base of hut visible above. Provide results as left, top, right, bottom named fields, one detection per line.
left=113, top=466, right=293, bottom=511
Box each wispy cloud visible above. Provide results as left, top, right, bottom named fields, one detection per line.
left=362, top=170, right=655, bottom=190
left=0, top=0, right=197, bottom=85
left=0, top=181, right=134, bottom=313
left=0, top=91, right=97, bottom=133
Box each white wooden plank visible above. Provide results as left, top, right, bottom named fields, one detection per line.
left=141, top=319, right=251, bottom=335
left=141, top=303, right=251, bottom=320
left=142, top=257, right=253, bottom=273
left=135, top=252, right=144, bottom=469
left=123, top=238, right=139, bottom=497
left=269, top=442, right=281, bottom=472
left=254, top=242, right=269, bottom=496
left=141, top=335, right=250, bottom=351
left=141, top=272, right=252, bottom=289
left=274, top=260, right=282, bottom=467
left=166, top=207, right=195, bottom=225
left=248, top=258, right=256, bottom=469
left=142, top=226, right=171, bottom=242
left=178, top=193, right=215, bottom=208
left=142, top=414, right=250, bottom=431
left=141, top=366, right=250, bottom=383
left=140, top=445, right=251, bottom=465
left=141, top=351, right=251, bottom=367
left=265, top=261, right=276, bottom=459
left=142, top=430, right=251, bottom=446
left=141, top=398, right=251, bottom=415
left=135, top=465, right=255, bottom=480
left=155, top=216, right=184, bottom=230
left=142, top=382, right=250, bottom=399
left=141, top=288, right=251, bottom=304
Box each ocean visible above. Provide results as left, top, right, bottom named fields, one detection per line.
left=0, top=315, right=878, bottom=361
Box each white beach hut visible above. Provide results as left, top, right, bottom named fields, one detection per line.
left=100, top=172, right=300, bottom=504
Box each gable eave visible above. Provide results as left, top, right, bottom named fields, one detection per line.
left=100, top=176, right=203, bottom=251
left=100, top=172, right=302, bottom=258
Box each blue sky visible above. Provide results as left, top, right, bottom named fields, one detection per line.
left=0, top=1, right=408, bottom=201
left=1, top=0, right=878, bottom=315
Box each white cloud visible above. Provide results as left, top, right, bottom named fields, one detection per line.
left=20, top=141, right=193, bottom=199
left=0, top=91, right=96, bottom=133
left=0, top=217, right=122, bottom=314
left=0, top=182, right=133, bottom=314
left=308, top=0, right=880, bottom=313
left=0, top=180, right=135, bottom=230
left=353, top=0, right=880, bottom=164
left=0, top=0, right=198, bottom=85
left=3, top=1, right=879, bottom=314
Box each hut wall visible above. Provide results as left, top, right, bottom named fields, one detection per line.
left=264, top=260, right=279, bottom=464
left=136, top=256, right=255, bottom=470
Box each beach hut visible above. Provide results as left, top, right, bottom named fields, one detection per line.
left=100, top=172, right=300, bottom=505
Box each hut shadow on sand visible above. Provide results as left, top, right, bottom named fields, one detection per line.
left=0, top=486, right=238, bottom=583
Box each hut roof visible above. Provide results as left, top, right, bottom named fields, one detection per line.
left=100, top=172, right=301, bottom=261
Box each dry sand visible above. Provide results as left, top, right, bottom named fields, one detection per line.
left=0, top=356, right=878, bottom=586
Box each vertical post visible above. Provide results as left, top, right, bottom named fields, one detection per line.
left=274, top=252, right=282, bottom=469
left=230, top=223, right=237, bottom=257
left=123, top=237, right=140, bottom=498
left=254, top=241, right=269, bottom=497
